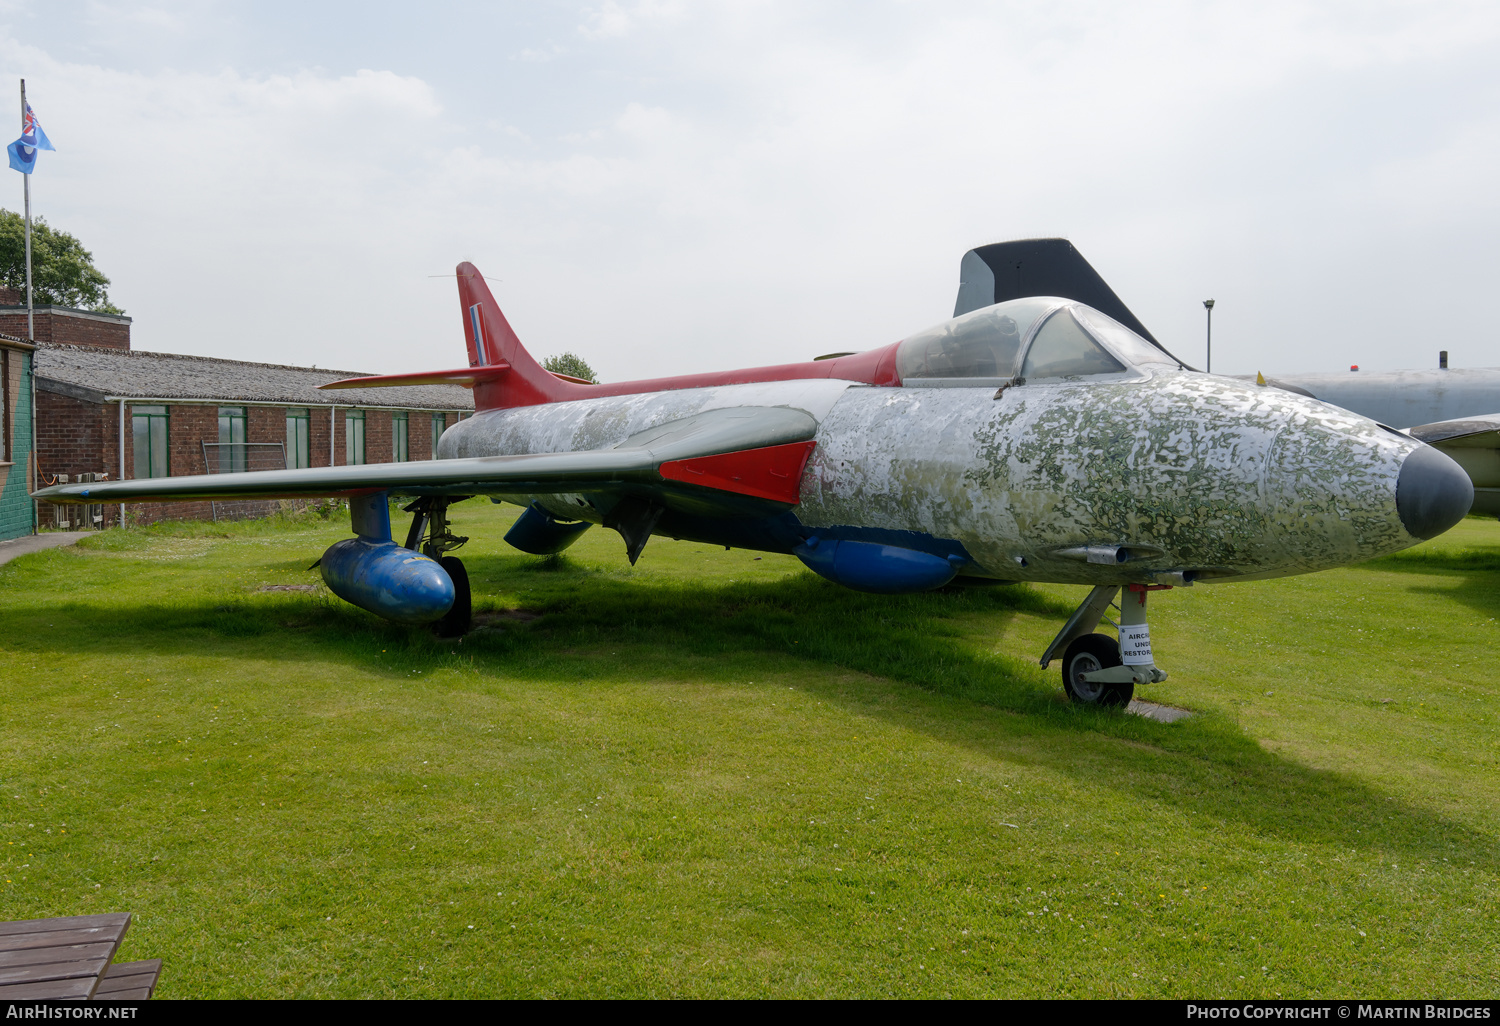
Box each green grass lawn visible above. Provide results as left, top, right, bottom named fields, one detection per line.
left=2, top=503, right=1497, bottom=998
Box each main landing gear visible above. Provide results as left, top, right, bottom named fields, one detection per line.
left=1040, top=584, right=1171, bottom=707
left=404, top=497, right=472, bottom=637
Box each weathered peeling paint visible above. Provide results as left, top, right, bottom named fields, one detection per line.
left=801, top=371, right=1418, bottom=584
left=439, top=379, right=851, bottom=522
left=438, top=367, right=1423, bottom=585
left=440, top=379, right=850, bottom=462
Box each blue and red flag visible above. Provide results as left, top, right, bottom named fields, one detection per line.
left=8, top=102, right=55, bottom=174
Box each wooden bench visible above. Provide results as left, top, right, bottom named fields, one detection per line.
left=93, top=959, right=164, bottom=1001
left=0, top=914, right=161, bottom=1000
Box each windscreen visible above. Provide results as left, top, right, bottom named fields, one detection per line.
left=1073, top=306, right=1178, bottom=367
left=1020, top=308, right=1126, bottom=380
left=896, top=298, right=1057, bottom=381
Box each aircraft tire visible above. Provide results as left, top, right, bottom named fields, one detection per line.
left=1061, top=633, right=1133, bottom=707
left=435, top=556, right=472, bottom=637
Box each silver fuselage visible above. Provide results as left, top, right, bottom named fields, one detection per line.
left=440, top=369, right=1426, bottom=585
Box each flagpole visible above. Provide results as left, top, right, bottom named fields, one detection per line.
left=20, top=79, right=32, bottom=341
left=18, top=78, right=36, bottom=534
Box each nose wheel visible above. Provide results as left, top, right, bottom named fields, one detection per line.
left=1061, top=634, right=1133, bottom=707
left=1041, top=582, right=1171, bottom=705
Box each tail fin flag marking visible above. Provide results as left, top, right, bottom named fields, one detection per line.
left=469, top=304, right=488, bottom=366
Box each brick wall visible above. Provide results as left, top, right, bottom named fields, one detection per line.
left=33, top=389, right=121, bottom=530
left=33, top=393, right=463, bottom=530
left=410, top=412, right=435, bottom=461
left=309, top=406, right=331, bottom=468
left=51, top=314, right=131, bottom=350
left=36, top=390, right=110, bottom=482
left=330, top=406, right=347, bottom=468
left=365, top=409, right=392, bottom=465
left=0, top=308, right=130, bottom=349
left=247, top=406, right=283, bottom=448
left=0, top=311, right=42, bottom=343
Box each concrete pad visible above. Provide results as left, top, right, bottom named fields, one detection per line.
left=1128, top=699, right=1194, bottom=723
left=0, top=532, right=90, bottom=567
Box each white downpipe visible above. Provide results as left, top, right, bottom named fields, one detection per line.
left=118, top=398, right=126, bottom=527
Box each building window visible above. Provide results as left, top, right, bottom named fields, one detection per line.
left=286, top=408, right=310, bottom=469
left=132, top=405, right=169, bottom=479
left=218, top=406, right=247, bottom=473
left=345, top=409, right=365, bottom=466
left=432, top=412, right=447, bottom=456
left=392, top=411, right=409, bottom=462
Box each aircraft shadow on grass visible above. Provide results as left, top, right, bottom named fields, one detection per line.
left=1353, top=537, right=1500, bottom=619
left=28, top=552, right=1496, bottom=870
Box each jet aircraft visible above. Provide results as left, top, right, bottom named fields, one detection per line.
left=34, top=252, right=1474, bottom=707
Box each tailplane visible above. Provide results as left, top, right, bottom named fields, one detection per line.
left=321, top=263, right=588, bottom=409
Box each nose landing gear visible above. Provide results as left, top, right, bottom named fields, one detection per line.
left=1042, top=584, right=1170, bottom=706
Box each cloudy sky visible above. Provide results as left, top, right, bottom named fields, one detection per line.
left=1, top=1, right=1496, bottom=380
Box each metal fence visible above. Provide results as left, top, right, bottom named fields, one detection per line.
left=200, top=441, right=290, bottom=522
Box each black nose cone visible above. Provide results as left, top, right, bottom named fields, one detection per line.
left=1396, top=445, right=1473, bottom=540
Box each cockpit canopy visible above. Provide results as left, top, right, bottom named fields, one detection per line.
left=895, top=297, right=1178, bottom=385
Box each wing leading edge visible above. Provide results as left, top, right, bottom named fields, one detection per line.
left=33, top=406, right=819, bottom=513
left=1407, top=413, right=1500, bottom=518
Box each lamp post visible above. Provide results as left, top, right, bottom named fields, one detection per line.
left=1203, top=299, right=1215, bottom=373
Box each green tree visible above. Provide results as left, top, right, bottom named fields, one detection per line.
left=0, top=209, right=124, bottom=314
left=542, top=352, right=599, bottom=383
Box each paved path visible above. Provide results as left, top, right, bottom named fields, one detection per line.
left=1128, top=699, right=1195, bottom=723
left=0, top=532, right=89, bottom=567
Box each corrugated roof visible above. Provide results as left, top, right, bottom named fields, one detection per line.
left=34, top=342, right=474, bottom=410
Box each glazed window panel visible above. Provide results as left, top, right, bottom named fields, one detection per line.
left=132, top=405, right=169, bottom=479
left=218, top=406, right=247, bottom=473
left=346, top=409, right=365, bottom=466
left=392, top=412, right=409, bottom=462
left=1072, top=306, right=1177, bottom=368
left=432, top=413, right=447, bottom=456
left=896, top=298, right=1056, bottom=382
left=1020, top=308, right=1126, bottom=381
left=286, top=409, right=310, bottom=469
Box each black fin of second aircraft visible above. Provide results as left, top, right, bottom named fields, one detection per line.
left=954, top=238, right=1160, bottom=347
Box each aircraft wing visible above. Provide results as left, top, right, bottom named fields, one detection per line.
left=1407, top=413, right=1500, bottom=518
left=32, top=406, right=819, bottom=514
left=1407, top=413, right=1500, bottom=446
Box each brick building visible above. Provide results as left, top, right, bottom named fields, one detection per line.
left=0, top=284, right=131, bottom=350
left=0, top=331, right=35, bottom=541
left=34, top=343, right=474, bottom=527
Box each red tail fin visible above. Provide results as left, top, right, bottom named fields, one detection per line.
left=458, top=263, right=587, bottom=410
